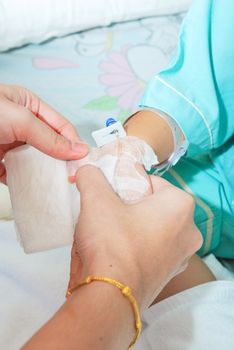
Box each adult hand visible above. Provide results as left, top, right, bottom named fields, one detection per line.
left=23, top=167, right=202, bottom=350
left=69, top=165, right=203, bottom=311
left=0, top=84, right=88, bottom=183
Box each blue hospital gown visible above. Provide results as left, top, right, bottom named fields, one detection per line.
left=140, top=0, right=234, bottom=257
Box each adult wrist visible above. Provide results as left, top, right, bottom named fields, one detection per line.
left=80, top=255, right=145, bottom=311
left=65, top=279, right=138, bottom=350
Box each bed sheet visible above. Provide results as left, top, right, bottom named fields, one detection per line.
left=1, top=14, right=234, bottom=350
left=1, top=220, right=234, bottom=350
left=0, top=14, right=184, bottom=145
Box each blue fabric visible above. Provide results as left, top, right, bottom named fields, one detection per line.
left=141, top=0, right=234, bottom=257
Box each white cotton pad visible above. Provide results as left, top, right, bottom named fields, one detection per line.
left=0, top=183, right=13, bottom=220
left=4, top=145, right=80, bottom=253
left=4, top=137, right=157, bottom=254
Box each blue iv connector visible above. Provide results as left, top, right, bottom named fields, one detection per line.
left=105, top=117, right=117, bottom=127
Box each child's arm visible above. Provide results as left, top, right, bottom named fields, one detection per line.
left=125, top=113, right=216, bottom=300
left=154, top=255, right=215, bottom=304
left=124, top=110, right=176, bottom=163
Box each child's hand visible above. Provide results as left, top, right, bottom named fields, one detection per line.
left=68, top=136, right=158, bottom=203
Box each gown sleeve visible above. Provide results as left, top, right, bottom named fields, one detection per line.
left=140, top=0, right=234, bottom=158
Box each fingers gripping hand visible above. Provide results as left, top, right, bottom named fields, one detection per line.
left=68, top=165, right=202, bottom=310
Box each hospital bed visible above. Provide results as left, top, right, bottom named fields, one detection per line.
left=0, top=1, right=234, bottom=348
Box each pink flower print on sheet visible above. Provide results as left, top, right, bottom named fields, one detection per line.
left=33, top=57, right=79, bottom=70
left=99, top=51, right=145, bottom=111
left=83, top=46, right=169, bottom=121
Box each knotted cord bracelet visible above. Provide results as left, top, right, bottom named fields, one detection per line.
left=66, top=276, right=142, bottom=350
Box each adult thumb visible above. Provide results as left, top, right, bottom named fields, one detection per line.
left=150, top=175, right=174, bottom=194
left=76, top=165, right=119, bottom=206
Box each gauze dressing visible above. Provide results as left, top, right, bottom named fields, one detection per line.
left=5, top=145, right=80, bottom=253
left=68, top=136, right=158, bottom=203
left=5, top=136, right=158, bottom=253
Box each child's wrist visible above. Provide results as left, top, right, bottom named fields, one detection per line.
left=124, top=110, right=174, bottom=163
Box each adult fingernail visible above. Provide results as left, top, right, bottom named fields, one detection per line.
left=72, top=142, right=89, bottom=154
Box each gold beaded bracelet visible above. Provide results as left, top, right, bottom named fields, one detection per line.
left=66, top=276, right=142, bottom=350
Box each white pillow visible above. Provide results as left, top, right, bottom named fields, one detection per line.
left=0, top=0, right=192, bottom=52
